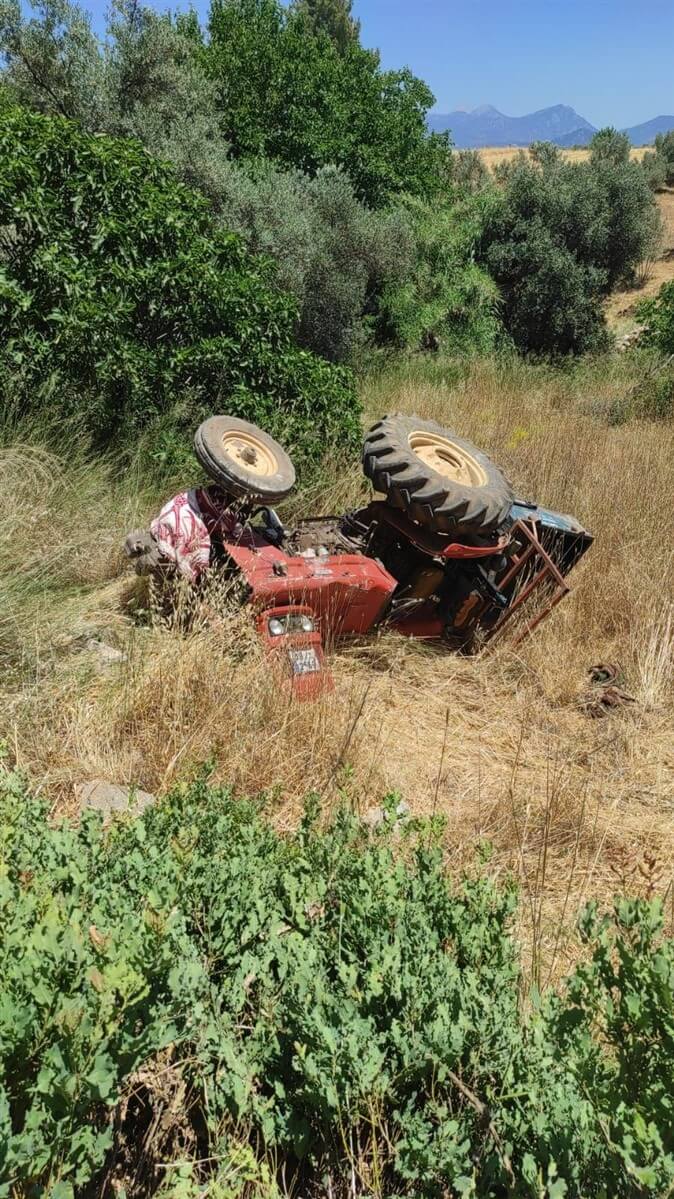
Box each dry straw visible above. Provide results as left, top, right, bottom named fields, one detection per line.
left=2, top=355, right=673, bottom=982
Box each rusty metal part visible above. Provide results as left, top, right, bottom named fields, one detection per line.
left=580, top=663, right=636, bottom=717
left=453, top=591, right=483, bottom=629
left=365, top=501, right=510, bottom=560
left=485, top=518, right=572, bottom=647
left=402, top=565, right=446, bottom=602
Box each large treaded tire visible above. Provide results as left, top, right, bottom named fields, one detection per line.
left=194, top=416, right=296, bottom=503
left=363, top=414, right=514, bottom=538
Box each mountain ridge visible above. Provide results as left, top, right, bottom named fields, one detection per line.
left=429, top=104, right=674, bottom=148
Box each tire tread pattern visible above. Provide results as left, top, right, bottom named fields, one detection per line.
left=363, top=414, right=514, bottom=537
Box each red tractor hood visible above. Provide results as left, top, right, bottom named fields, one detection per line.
left=224, top=530, right=396, bottom=637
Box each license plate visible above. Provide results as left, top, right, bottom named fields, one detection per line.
left=288, top=647, right=321, bottom=675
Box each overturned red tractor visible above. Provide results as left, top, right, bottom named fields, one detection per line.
left=125, top=415, right=592, bottom=698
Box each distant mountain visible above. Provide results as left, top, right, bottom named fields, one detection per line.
left=428, top=105, right=674, bottom=149
left=428, top=104, right=596, bottom=148
left=623, top=115, right=674, bottom=145
left=554, top=127, right=596, bottom=148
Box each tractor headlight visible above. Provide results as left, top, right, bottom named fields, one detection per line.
left=268, top=613, right=315, bottom=636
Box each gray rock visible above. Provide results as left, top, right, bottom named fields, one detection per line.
left=76, top=778, right=155, bottom=817
left=616, top=326, right=647, bottom=352
left=84, top=638, right=127, bottom=669
left=362, top=800, right=410, bottom=829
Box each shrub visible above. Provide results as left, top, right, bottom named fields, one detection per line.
left=216, top=161, right=413, bottom=363
left=1, top=764, right=673, bottom=1197
left=639, top=280, right=674, bottom=356
left=642, top=131, right=674, bottom=191
left=451, top=148, right=491, bottom=194
left=0, top=104, right=360, bottom=463
left=378, top=193, right=502, bottom=355
left=478, top=135, right=660, bottom=355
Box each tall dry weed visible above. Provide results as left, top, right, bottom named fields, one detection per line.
left=2, top=355, right=673, bottom=981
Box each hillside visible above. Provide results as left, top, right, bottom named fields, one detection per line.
left=1, top=0, right=674, bottom=1192
left=624, top=114, right=674, bottom=144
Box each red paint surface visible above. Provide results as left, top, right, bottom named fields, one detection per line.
left=226, top=534, right=397, bottom=638
left=256, top=605, right=333, bottom=700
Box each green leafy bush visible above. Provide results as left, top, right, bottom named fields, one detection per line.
left=1, top=764, right=673, bottom=1197
left=642, top=131, right=674, bottom=191
left=0, top=103, right=360, bottom=463
left=378, top=193, right=502, bottom=355
left=639, top=280, right=674, bottom=362
left=479, top=135, right=660, bottom=355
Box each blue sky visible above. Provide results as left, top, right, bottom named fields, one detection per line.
left=78, top=0, right=673, bottom=129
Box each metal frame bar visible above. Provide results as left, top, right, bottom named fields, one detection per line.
left=486, top=519, right=570, bottom=647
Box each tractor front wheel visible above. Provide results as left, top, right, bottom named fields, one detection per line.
left=194, top=416, right=296, bottom=503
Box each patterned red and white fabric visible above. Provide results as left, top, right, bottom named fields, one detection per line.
left=150, top=488, right=238, bottom=582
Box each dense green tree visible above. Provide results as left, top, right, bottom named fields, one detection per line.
left=291, top=0, right=360, bottom=51
left=479, top=137, right=660, bottom=354
left=0, top=0, right=452, bottom=230
left=0, top=103, right=359, bottom=460
left=204, top=0, right=449, bottom=206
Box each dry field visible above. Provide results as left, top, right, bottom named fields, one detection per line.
left=476, top=144, right=650, bottom=169
left=2, top=355, right=673, bottom=984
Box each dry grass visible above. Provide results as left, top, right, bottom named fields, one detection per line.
left=475, top=145, right=649, bottom=169
left=1, top=356, right=673, bottom=983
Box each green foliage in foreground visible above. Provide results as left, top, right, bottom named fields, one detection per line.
left=1, top=768, right=673, bottom=1198
left=640, top=280, right=674, bottom=355
left=0, top=103, right=360, bottom=464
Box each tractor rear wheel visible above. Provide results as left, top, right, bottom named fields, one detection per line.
left=194, top=416, right=296, bottom=503
left=363, top=414, right=513, bottom=538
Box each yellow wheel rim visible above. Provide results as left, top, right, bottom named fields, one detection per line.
left=408, top=430, right=488, bottom=487
left=220, top=430, right=278, bottom=478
